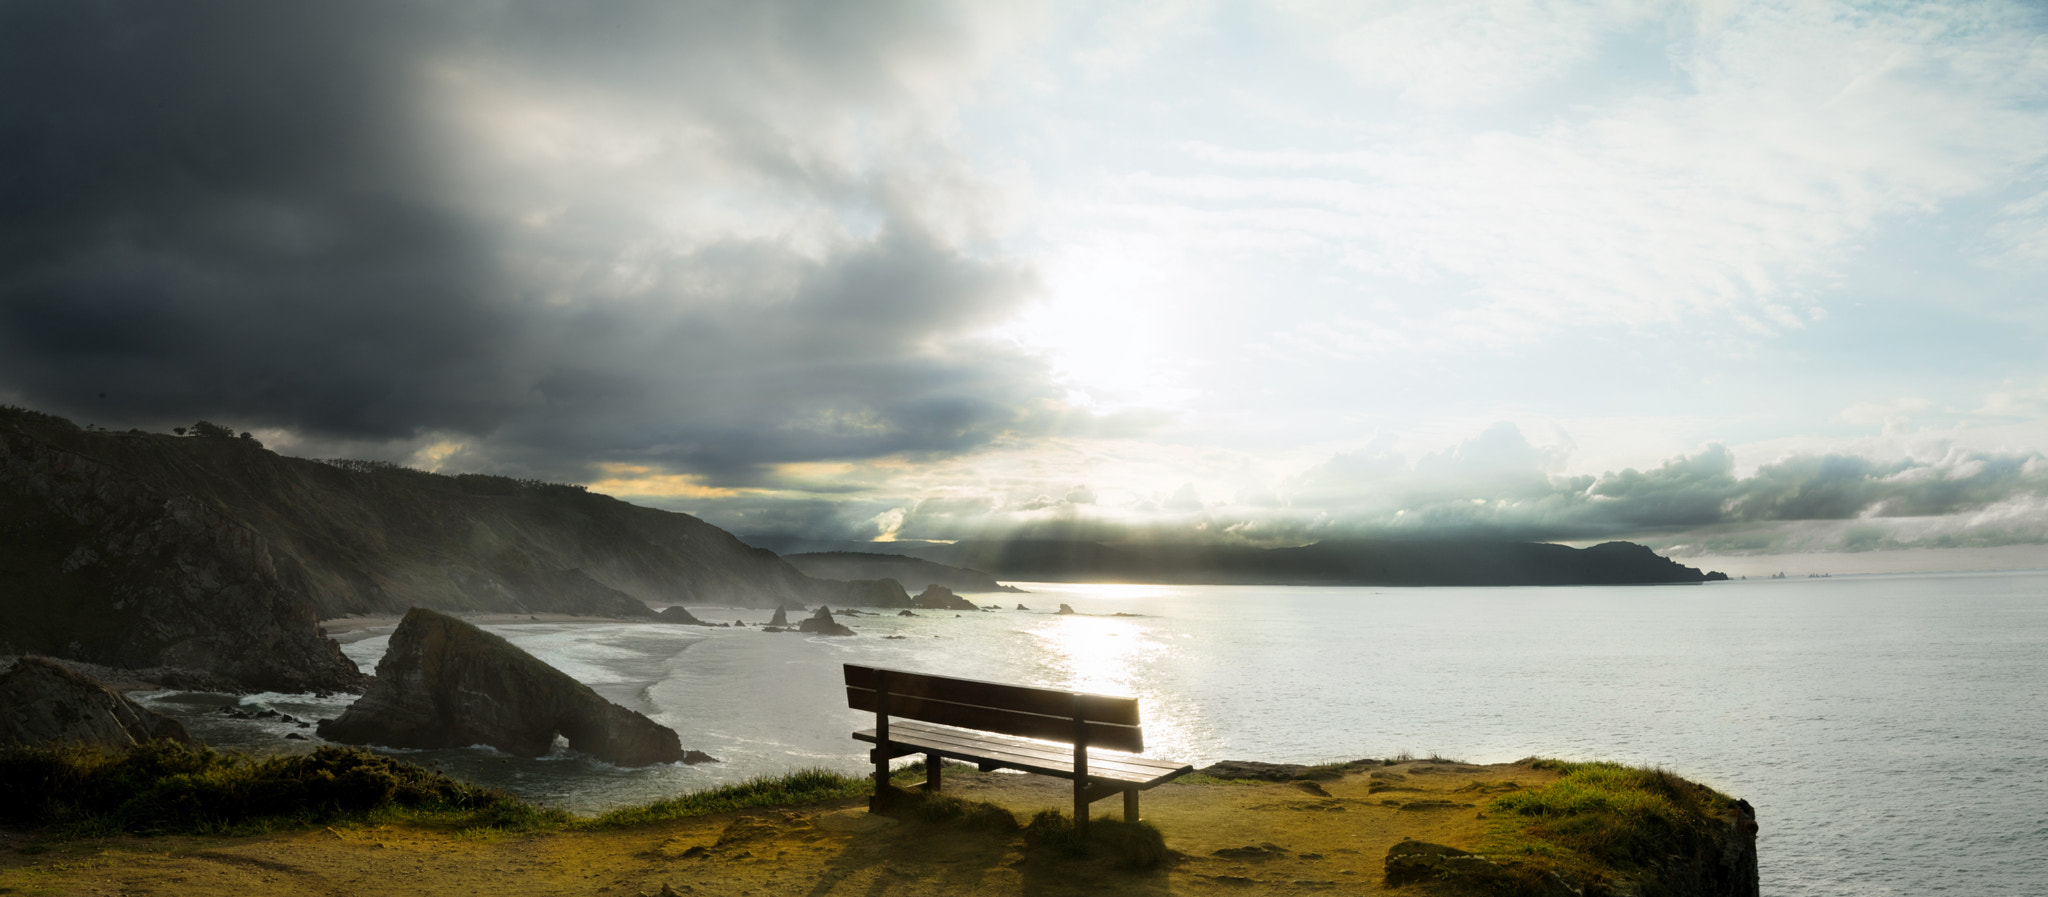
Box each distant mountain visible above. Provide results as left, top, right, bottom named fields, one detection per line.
left=782, top=552, right=1022, bottom=594
left=761, top=537, right=1725, bottom=587
left=0, top=407, right=885, bottom=691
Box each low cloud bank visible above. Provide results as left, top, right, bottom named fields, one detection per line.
left=704, top=424, right=2048, bottom=553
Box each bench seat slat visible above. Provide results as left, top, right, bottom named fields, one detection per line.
left=855, top=721, right=1191, bottom=787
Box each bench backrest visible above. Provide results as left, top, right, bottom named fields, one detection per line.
left=844, top=664, right=1145, bottom=753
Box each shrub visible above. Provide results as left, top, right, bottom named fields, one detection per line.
left=1022, top=809, right=1167, bottom=870
left=1476, top=759, right=1740, bottom=892
left=0, top=742, right=549, bottom=836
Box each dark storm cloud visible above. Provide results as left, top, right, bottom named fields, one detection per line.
left=0, top=0, right=1071, bottom=480
left=0, top=1, right=531, bottom=437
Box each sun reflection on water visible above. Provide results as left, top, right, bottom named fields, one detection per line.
left=1031, top=613, right=1154, bottom=697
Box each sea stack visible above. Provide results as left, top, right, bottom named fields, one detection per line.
left=796, top=605, right=855, bottom=636
left=656, top=605, right=707, bottom=625
left=910, top=584, right=978, bottom=611
left=317, top=608, right=703, bottom=766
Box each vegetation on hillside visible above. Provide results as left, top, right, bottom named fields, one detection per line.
left=1473, top=759, right=1746, bottom=893
left=0, top=742, right=556, bottom=836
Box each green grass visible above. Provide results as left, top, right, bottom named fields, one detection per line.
left=0, top=741, right=556, bottom=837
left=1473, top=759, right=1742, bottom=893
left=581, top=768, right=872, bottom=828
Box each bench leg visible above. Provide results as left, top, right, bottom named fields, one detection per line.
left=925, top=753, right=942, bottom=792
left=1074, top=781, right=1088, bottom=837
left=871, top=750, right=890, bottom=811
left=1124, top=789, right=1139, bottom=823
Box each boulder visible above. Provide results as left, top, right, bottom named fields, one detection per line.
left=0, top=656, right=190, bottom=748
left=1056, top=603, right=1076, bottom=615
left=317, top=608, right=704, bottom=766
left=796, top=606, right=855, bottom=637
left=910, top=585, right=978, bottom=611
left=767, top=606, right=790, bottom=627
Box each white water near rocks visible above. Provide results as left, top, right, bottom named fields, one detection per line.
left=145, top=570, right=2048, bottom=896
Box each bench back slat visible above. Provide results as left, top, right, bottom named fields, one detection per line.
left=844, top=665, right=1145, bottom=753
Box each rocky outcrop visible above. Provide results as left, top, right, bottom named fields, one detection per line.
left=317, top=608, right=705, bottom=766
left=0, top=415, right=366, bottom=693
left=656, top=606, right=708, bottom=625
left=1056, top=603, right=1076, bottom=615
left=767, top=606, right=790, bottom=627
left=0, top=656, right=190, bottom=748
left=1381, top=800, right=1759, bottom=897
left=795, top=606, right=855, bottom=637
left=829, top=578, right=913, bottom=608
left=909, top=584, right=979, bottom=611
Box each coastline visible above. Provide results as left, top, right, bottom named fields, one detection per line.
left=318, top=611, right=663, bottom=637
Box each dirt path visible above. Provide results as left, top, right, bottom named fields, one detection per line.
left=0, top=759, right=1555, bottom=897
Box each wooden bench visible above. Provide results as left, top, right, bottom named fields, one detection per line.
left=845, top=664, right=1192, bottom=834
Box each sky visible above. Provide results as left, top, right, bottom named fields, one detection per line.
left=4, top=0, right=2048, bottom=572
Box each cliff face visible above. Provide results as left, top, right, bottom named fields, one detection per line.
left=317, top=608, right=703, bottom=766
left=1, top=409, right=871, bottom=689
left=0, top=419, right=366, bottom=692
left=0, top=657, right=191, bottom=748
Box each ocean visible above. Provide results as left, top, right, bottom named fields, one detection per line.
left=145, top=570, right=2048, bottom=896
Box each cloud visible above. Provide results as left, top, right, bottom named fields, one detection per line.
left=1269, top=427, right=2048, bottom=544
left=1086, top=0, right=2048, bottom=360
left=0, top=0, right=1071, bottom=483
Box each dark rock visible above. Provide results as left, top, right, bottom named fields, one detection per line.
left=284, top=732, right=308, bottom=740
left=795, top=606, right=855, bottom=637
left=1194, top=759, right=1374, bottom=781
left=0, top=656, right=191, bottom=748
left=656, top=606, right=707, bottom=625
left=829, top=578, right=913, bottom=608
left=1213, top=844, right=1288, bottom=861
left=1383, top=840, right=1503, bottom=888
left=1016, top=604, right=1029, bottom=610
left=897, top=610, right=916, bottom=617
left=316, top=608, right=703, bottom=766
left=767, top=607, right=790, bottom=628
left=0, top=419, right=366, bottom=692
left=909, top=585, right=978, bottom=611
left=1056, top=604, right=1076, bottom=615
